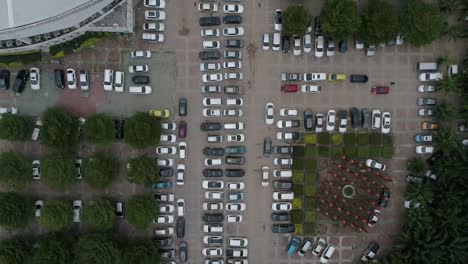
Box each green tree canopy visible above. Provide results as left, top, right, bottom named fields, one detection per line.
left=123, top=239, right=160, bottom=264
left=0, top=151, right=31, bottom=190
left=400, top=0, right=444, bottom=46
left=41, top=107, right=79, bottom=149
left=38, top=199, right=73, bottom=231
left=321, top=0, right=361, bottom=40
left=283, top=5, right=311, bottom=35
left=42, top=152, right=76, bottom=190
left=127, top=155, right=158, bottom=185
left=82, top=198, right=115, bottom=230
left=73, top=232, right=121, bottom=264
left=0, top=192, right=33, bottom=229
left=31, top=232, right=74, bottom=264
left=434, top=102, right=459, bottom=121
left=127, top=195, right=157, bottom=229
left=436, top=76, right=461, bottom=95
left=0, top=237, right=29, bottom=264
left=359, top=0, right=399, bottom=45
left=124, top=112, right=161, bottom=149
left=83, top=152, right=119, bottom=189
left=0, top=114, right=33, bottom=141
left=83, top=113, right=115, bottom=145
left=407, top=157, right=427, bottom=174
left=434, top=127, right=462, bottom=154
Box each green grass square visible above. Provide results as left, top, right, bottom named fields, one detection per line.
left=304, top=185, right=316, bottom=196
left=383, top=145, right=394, bottom=159
left=292, top=172, right=304, bottom=184
left=331, top=134, right=344, bottom=145
left=318, top=146, right=329, bottom=157
left=305, top=211, right=316, bottom=223
left=304, top=159, right=317, bottom=171
left=294, top=224, right=303, bottom=235
left=292, top=184, right=304, bottom=197
left=305, top=172, right=316, bottom=184
left=382, top=134, right=393, bottom=144
left=344, top=133, right=356, bottom=145
left=357, top=133, right=369, bottom=144
left=292, top=145, right=305, bottom=156
left=369, top=133, right=382, bottom=145
left=330, top=146, right=344, bottom=157
left=304, top=134, right=317, bottom=145
left=303, top=223, right=315, bottom=235
left=290, top=210, right=304, bottom=224
left=357, top=146, right=370, bottom=158
left=344, top=146, right=356, bottom=158
left=292, top=158, right=305, bottom=170
left=292, top=198, right=303, bottom=209
left=369, top=146, right=382, bottom=159
left=317, top=133, right=331, bottom=144
left=305, top=145, right=317, bottom=158
left=304, top=198, right=316, bottom=209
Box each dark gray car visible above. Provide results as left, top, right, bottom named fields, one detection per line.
left=203, top=169, right=223, bottom=177
left=304, top=110, right=314, bottom=130
left=223, top=15, right=242, bottom=24
left=264, top=138, right=272, bottom=156
left=224, top=39, right=245, bottom=48
left=201, top=122, right=221, bottom=131
left=199, top=51, right=221, bottom=60
left=361, top=108, right=371, bottom=129
left=203, top=147, right=225, bottom=156
left=273, top=146, right=293, bottom=155
left=271, top=213, right=291, bottom=221
left=177, top=217, right=185, bottom=238
left=350, top=107, right=360, bottom=128
left=159, top=167, right=173, bottom=177
left=225, top=169, right=245, bottom=177
left=225, top=156, right=245, bottom=165
left=199, top=16, right=221, bottom=26
left=273, top=181, right=293, bottom=189
left=179, top=242, right=188, bottom=263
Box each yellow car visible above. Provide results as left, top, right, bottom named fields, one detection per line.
left=328, top=73, right=346, bottom=82
left=149, top=109, right=170, bottom=118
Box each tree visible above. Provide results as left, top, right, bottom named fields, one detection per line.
left=439, top=0, right=462, bottom=12
left=0, top=192, right=33, bottom=229
left=127, top=155, right=158, bottom=185
left=359, top=0, right=399, bottom=45
left=82, top=198, right=115, bottom=230
left=74, top=232, right=121, bottom=264
left=434, top=102, right=459, bottom=121
left=0, top=237, right=29, bottom=264
left=123, top=239, right=160, bottom=264
left=127, top=195, right=157, bottom=229
left=83, top=113, right=115, bottom=145
left=400, top=0, right=444, bottom=47
left=321, top=0, right=361, bottom=41
left=124, top=112, right=161, bottom=149
left=38, top=199, right=73, bottom=231
left=83, top=152, right=119, bottom=189
left=436, top=77, right=461, bottom=95
left=0, top=151, right=30, bottom=190
left=0, top=114, right=33, bottom=141
left=42, top=152, right=76, bottom=190
left=31, top=232, right=74, bottom=264
left=41, top=107, right=79, bottom=149
left=283, top=5, right=311, bottom=35
left=407, top=157, right=426, bottom=174
left=433, top=127, right=462, bottom=154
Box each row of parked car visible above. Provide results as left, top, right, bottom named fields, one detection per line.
left=142, top=0, right=166, bottom=42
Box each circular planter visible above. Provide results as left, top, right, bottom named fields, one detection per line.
left=342, top=185, right=356, bottom=199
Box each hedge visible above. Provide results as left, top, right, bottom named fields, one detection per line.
left=369, top=146, right=382, bottom=159
left=369, top=133, right=382, bottom=144
left=332, top=134, right=343, bottom=145
left=318, top=146, right=329, bottom=157
left=304, top=172, right=316, bottom=184
left=303, top=223, right=315, bottom=235
left=305, top=211, right=316, bottom=222
left=304, top=159, right=317, bottom=171
left=304, top=134, right=317, bottom=144
left=292, top=159, right=304, bottom=170
left=330, top=146, right=343, bottom=157
left=0, top=50, right=42, bottom=67
left=294, top=224, right=303, bottom=235
left=49, top=32, right=111, bottom=57
left=357, top=146, right=370, bottom=158
left=292, top=172, right=304, bottom=184
left=304, top=198, right=316, bottom=209
left=292, top=198, right=303, bottom=209
left=290, top=210, right=304, bottom=224
left=305, top=185, right=316, bottom=196
left=357, top=133, right=369, bottom=144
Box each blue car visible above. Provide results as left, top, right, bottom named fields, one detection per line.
left=153, top=181, right=173, bottom=189
left=415, top=134, right=432, bottom=143
left=287, top=236, right=301, bottom=256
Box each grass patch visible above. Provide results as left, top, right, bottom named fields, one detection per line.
left=304, top=134, right=317, bottom=144
left=292, top=184, right=304, bottom=197
left=304, top=198, right=316, bottom=209
left=344, top=146, right=356, bottom=158
left=294, top=224, right=303, bottom=235
left=292, top=145, right=305, bottom=158
left=304, top=185, right=316, bottom=196
left=382, top=145, right=394, bottom=159
left=369, top=133, right=382, bottom=145
left=317, top=133, right=331, bottom=144
left=357, top=146, right=370, bottom=158
left=304, top=172, right=316, bottom=185
left=303, top=223, right=315, bottom=235
left=305, top=211, right=316, bottom=223
left=305, top=145, right=317, bottom=158
left=291, top=209, right=304, bottom=224
left=357, top=133, right=369, bottom=144
left=369, top=146, right=382, bottom=159
left=383, top=134, right=393, bottom=144
left=292, top=172, right=304, bottom=183
left=292, top=158, right=305, bottom=170
left=332, top=134, right=344, bottom=145
left=318, top=146, right=329, bottom=157
left=292, top=198, right=303, bottom=209
left=344, top=133, right=356, bottom=145
left=330, top=146, right=343, bottom=157
left=304, top=159, right=317, bottom=171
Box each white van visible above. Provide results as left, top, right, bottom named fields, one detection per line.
left=273, top=170, right=292, bottom=178
left=203, top=224, right=223, bottom=233
left=417, top=62, right=438, bottom=71
left=272, top=32, right=281, bottom=51
left=129, top=86, right=152, bottom=94
left=224, top=122, right=244, bottom=130
left=448, top=64, right=458, bottom=77
left=272, top=192, right=294, bottom=200
left=114, top=71, right=124, bottom=92
left=103, top=69, right=113, bottom=91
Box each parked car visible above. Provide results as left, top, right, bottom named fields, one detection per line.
left=367, top=209, right=381, bottom=227
left=361, top=242, right=380, bottom=262
left=326, top=110, right=336, bottom=131
left=365, top=159, right=386, bottom=171
left=272, top=224, right=295, bottom=233
left=417, top=97, right=437, bottom=106
left=416, top=146, right=434, bottom=154
left=381, top=112, right=391, bottom=134
left=224, top=15, right=242, bottom=24
left=320, top=243, right=336, bottom=263
left=350, top=74, right=368, bottom=83
left=271, top=212, right=290, bottom=221
left=0, top=70, right=10, bottom=90
left=30, top=68, right=40, bottom=90
left=415, top=134, right=432, bottom=143
left=298, top=240, right=312, bottom=256
left=265, top=103, right=274, bottom=124
left=419, top=72, right=443, bottom=81
left=379, top=189, right=390, bottom=207
left=199, top=16, right=221, bottom=26
left=287, top=237, right=301, bottom=256
left=338, top=110, right=347, bottom=133
left=274, top=9, right=282, bottom=31
left=421, top=121, right=439, bottom=130
left=371, top=86, right=389, bottom=94
left=371, top=109, right=382, bottom=129
left=12, top=70, right=29, bottom=93
left=312, top=238, right=327, bottom=256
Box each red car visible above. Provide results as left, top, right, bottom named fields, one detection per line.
left=281, top=84, right=298, bottom=93
left=179, top=121, right=187, bottom=138
left=371, top=86, right=389, bottom=94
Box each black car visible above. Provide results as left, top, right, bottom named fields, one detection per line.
left=203, top=169, right=223, bottom=177
left=54, top=69, right=65, bottom=89
left=223, top=15, right=242, bottom=24
left=273, top=181, right=293, bottom=189
left=199, top=16, right=221, bottom=26
left=199, top=51, right=221, bottom=60
left=350, top=107, right=360, bottom=128
left=350, top=74, right=368, bottom=83
left=179, top=242, right=188, bottom=263
left=201, top=122, right=221, bottom=131
left=154, top=237, right=173, bottom=248
left=12, top=70, right=29, bottom=93
left=304, top=110, right=314, bottom=130
left=0, top=70, right=10, bottom=90
left=224, top=39, right=244, bottom=48
left=379, top=189, right=390, bottom=208
left=225, top=169, right=245, bottom=177
left=271, top=213, right=291, bottom=221
left=263, top=138, right=272, bottom=156
left=272, top=224, right=295, bottom=233
left=273, top=146, right=293, bottom=155
left=361, top=108, right=371, bottom=129
left=225, top=156, right=245, bottom=165
left=361, top=242, right=380, bottom=262
left=176, top=217, right=185, bottom=238
left=427, top=151, right=442, bottom=166
left=203, top=147, right=225, bottom=156
left=314, top=16, right=322, bottom=36
left=132, top=75, right=150, bottom=84
left=202, top=213, right=224, bottom=223
left=179, top=97, right=187, bottom=116
left=282, top=36, right=290, bottom=53
left=159, top=167, right=173, bottom=177
left=114, top=119, right=125, bottom=140
left=339, top=39, right=348, bottom=52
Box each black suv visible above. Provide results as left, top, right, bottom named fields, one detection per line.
left=12, top=70, right=29, bottom=93
left=350, top=74, right=368, bottom=83
left=176, top=217, right=185, bottom=238
left=201, top=122, right=221, bottom=131
left=203, top=147, right=225, bottom=156
left=225, top=169, right=245, bottom=177
left=132, top=75, right=150, bottom=84
left=271, top=213, right=290, bottom=221
left=282, top=36, right=290, bottom=53
left=223, top=15, right=242, bottom=24
left=272, top=224, right=295, bottom=233
left=361, top=108, right=371, bottom=129
left=273, top=146, right=293, bottom=155
left=159, top=167, right=173, bottom=177
left=225, top=156, right=245, bottom=165
left=199, top=16, right=221, bottom=26
left=203, top=169, right=223, bottom=177
left=155, top=237, right=173, bottom=248
left=54, top=69, right=65, bottom=89
left=273, top=181, right=293, bottom=189
left=202, top=213, right=224, bottom=223
left=314, top=16, right=322, bottom=36
left=0, top=70, right=10, bottom=90
left=224, top=39, right=244, bottom=48
left=199, top=51, right=221, bottom=60
left=114, top=119, right=125, bottom=140
left=350, top=107, right=360, bottom=128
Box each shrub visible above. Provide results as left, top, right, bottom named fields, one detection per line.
left=41, top=107, right=79, bottom=149
left=290, top=210, right=304, bottom=224
left=49, top=32, right=110, bottom=56
left=294, top=224, right=303, bottom=235
left=0, top=50, right=42, bottom=66
left=369, top=146, right=381, bottom=159
left=0, top=151, right=31, bottom=191
left=0, top=114, right=33, bottom=141
left=0, top=193, right=33, bottom=229
left=318, top=146, right=329, bottom=157
left=0, top=238, right=30, bottom=264
left=127, top=195, right=157, bottom=229
left=42, top=152, right=76, bottom=190
left=83, top=113, right=115, bottom=145
left=332, top=134, right=343, bottom=145
left=304, top=134, right=317, bottom=144
left=305, top=145, right=317, bottom=158
left=407, top=157, right=426, bottom=174
left=292, top=172, right=304, bottom=183
left=369, top=133, right=381, bottom=144
left=382, top=145, right=394, bottom=158
left=83, top=152, right=119, bottom=189
left=82, top=198, right=115, bottom=230
left=305, top=211, right=316, bottom=222
left=76, top=38, right=101, bottom=51
left=283, top=5, right=312, bottom=35
left=293, top=184, right=304, bottom=197
left=39, top=199, right=73, bottom=231
left=357, top=133, right=369, bottom=144
left=305, top=185, right=316, bottom=196
left=305, top=172, right=316, bottom=184
left=74, top=232, right=121, bottom=264
left=344, top=133, right=356, bottom=145
left=127, top=155, right=158, bottom=185
left=124, top=112, right=161, bottom=149
left=53, top=50, right=65, bottom=59
left=304, top=198, right=316, bottom=209
left=318, top=133, right=331, bottom=144
left=292, top=198, right=303, bottom=209
left=344, top=146, right=356, bottom=158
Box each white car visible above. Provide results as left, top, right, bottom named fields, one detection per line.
left=338, top=115, right=347, bottom=133
left=154, top=227, right=174, bottom=236
left=31, top=119, right=42, bottom=141
left=203, top=202, right=223, bottom=211
left=273, top=158, right=293, bottom=166
left=293, top=35, right=301, bottom=56
left=280, top=108, right=298, bottom=117
left=154, top=215, right=174, bottom=224
left=30, top=68, right=40, bottom=90
left=205, top=191, right=224, bottom=200
left=203, top=108, right=221, bottom=117
left=226, top=98, right=243, bottom=106
left=262, top=33, right=270, bottom=51
left=223, top=27, right=245, bottom=36
left=202, top=180, right=224, bottom=189
left=315, top=36, right=324, bottom=58
left=276, top=120, right=299, bottom=128
left=224, top=72, right=243, bottom=80
left=316, top=113, right=324, bottom=132
left=312, top=238, right=327, bottom=256
left=131, top=50, right=151, bottom=58
left=203, top=97, right=222, bottom=106
left=156, top=146, right=177, bottom=155
left=205, top=158, right=222, bottom=166
left=371, top=110, right=382, bottom=129
left=32, top=160, right=40, bottom=180
left=227, top=134, right=244, bottom=142
left=326, top=39, right=335, bottom=57
left=303, top=73, right=326, bottom=81
left=419, top=72, right=443, bottom=82
left=265, top=103, right=274, bottom=125
left=223, top=61, right=242, bottom=69
left=303, top=34, right=312, bottom=53
left=202, top=73, right=223, bottom=83
left=365, top=159, right=386, bottom=171
left=320, top=244, right=336, bottom=263
left=79, top=70, right=89, bottom=91
left=202, top=248, right=223, bottom=257
left=326, top=110, right=336, bottom=131
left=223, top=4, right=243, bottom=13
left=203, top=40, right=220, bottom=49
left=177, top=198, right=185, bottom=216
left=179, top=142, right=186, bottom=159
left=142, top=33, right=165, bottom=42
left=226, top=203, right=246, bottom=211
left=201, top=29, right=220, bottom=37
left=198, top=3, right=218, bottom=12
left=143, top=22, right=165, bottom=31
left=145, top=10, right=166, bottom=20
left=416, top=146, right=434, bottom=154
left=161, top=122, right=176, bottom=131
left=381, top=112, right=391, bottom=134
left=273, top=192, right=295, bottom=201
left=276, top=132, right=299, bottom=140
left=128, top=65, right=149, bottom=73
left=200, top=63, right=221, bottom=71
left=202, top=86, right=221, bottom=93
left=66, top=69, right=77, bottom=89
left=103, top=69, right=113, bottom=91
left=227, top=182, right=245, bottom=190
left=114, top=71, right=124, bottom=93
left=272, top=202, right=292, bottom=211
left=229, top=237, right=249, bottom=247
left=176, top=164, right=185, bottom=185
left=227, top=214, right=243, bottom=223
left=301, top=85, right=321, bottom=93
left=157, top=159, right=173, bottom=166
left=417, top=85, right=436, bottom=93
left=160, top=134, right=176, bottom=143
left=274, top=9, right=282, bottom=31
left=144, top=0, right=166, bottom=8
left=35, top=200, right=43, bottom=217
left=262, top=166, right=269, bottom=187
left=73, top=200, right=82, bottom=223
